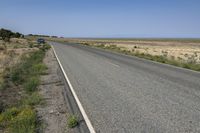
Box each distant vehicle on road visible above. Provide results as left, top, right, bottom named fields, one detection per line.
left=37, top=38, right=45, bottom=44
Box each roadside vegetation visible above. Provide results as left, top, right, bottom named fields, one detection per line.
left=82, top=43, right=200, bottom=71
left=67, top=115, right=78, bottom=128
left=0, top=29, right=51, bottom=133
left=0, top=49, right=49, bottom=132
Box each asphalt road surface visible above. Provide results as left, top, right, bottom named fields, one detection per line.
left=50, top=42, right=200, bottom=133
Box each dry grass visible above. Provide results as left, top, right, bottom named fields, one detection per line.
left=111, top=43, right=200, bottom=63
left=69, top=38, right=200, bottom=63
left=0, top=38, right=38, bottom=73
left=0, top=39, right=50, bottom=132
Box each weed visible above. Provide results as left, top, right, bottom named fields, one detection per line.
left=67, top=115, right=78, bottom=128
left=13, top=45, right=18, bottom=49
left=187, top=54, right=197, bottom=64
left=10, top=66, right=24, bottom=84
left=83, top=43, right=90, bottom=46
left=0, top=78, right=8, bottom=90
left=22, top=92, right=42, bottom=106
left=29, top=43, right=33, bottom=48
left=96, top=44, right=105, bottom=48
left=0, top=102, right=5, bottom=113
left=10, top=107, right=36, bottom=133
left=39, top=43, right=51, bottom=51
left=23, top=76, right=40, bottom=93
left=32, top=63, right=47, bottom=75
left=0, top=107, right=20, bottom=127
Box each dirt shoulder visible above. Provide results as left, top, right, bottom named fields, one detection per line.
left=37, top=48, right=73, bottom=133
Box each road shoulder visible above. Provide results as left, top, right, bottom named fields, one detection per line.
left=36, top=48, right=73, bottom=133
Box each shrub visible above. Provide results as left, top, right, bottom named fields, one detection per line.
left=32, top=63, right=47, bottom=75
left=67, top=115, right=78, bottom=128
left=39, top=43, right=51, bottom=51
left=23, top=77, right=40, bottom=93
left=13, top=45, right=18, bottom=49
left=0, top=82, right=8, bottom=91
left=97, top=44, right=105, bottom=48
left=10, top=66, right=24, bottom=84
left=0, top=107, right=20, bottom=127
left=0, top=102, right=5, bottom=113
left=10, top=107, right=36, bottom=133
left=29, top=43, right=34, bottom=48
left=22, top=93, right=42, bottom=106
left=83, top=43, right=89, bottom=46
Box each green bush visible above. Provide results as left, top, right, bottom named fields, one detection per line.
left=82, top=43, right=90, bottom=46
left=23, top=77, right=40, bottom=93
left=96, top=44, right=105, bottom=48
left=29, top=43, right=34, bottom=48
left=39, top=43, right=51, bottom=51
left=0, top=107, right=20, bottom=127
left=0, top=79, right=8, bottom=90
left=0, top=107, right=37, bottom=133
left=10, top=107, right=36, bottom=133
left=0, top=102, right=5, bottom=113
left=32, top=63, right=47, bottom=75
left=67, top=115, right=78, bottom=128
left=22, top=93, right=42, bottom=106
left=10, top=66, right=25, bottom=84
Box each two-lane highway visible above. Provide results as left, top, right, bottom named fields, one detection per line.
left=51, top=42, right=200, bottom=133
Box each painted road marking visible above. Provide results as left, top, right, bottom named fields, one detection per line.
left=106, top=60, right=120, bottom=68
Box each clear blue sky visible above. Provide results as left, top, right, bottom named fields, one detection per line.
left=0, top=0, right=200, bottom=38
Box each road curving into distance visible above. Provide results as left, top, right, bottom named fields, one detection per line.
left=50, top=41, right=200, bottom=133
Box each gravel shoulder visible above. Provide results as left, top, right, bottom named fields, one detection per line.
left=36, top=48, right=73, bottom=133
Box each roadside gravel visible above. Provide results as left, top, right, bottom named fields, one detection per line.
left=37, top=49, right=73, bottom=133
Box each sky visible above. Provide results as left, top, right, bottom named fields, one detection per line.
left=0, top=0, right=200, bottom=38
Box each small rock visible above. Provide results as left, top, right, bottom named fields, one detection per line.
left=49, top=110, right=54, bottom=114
left=56, top=112, right=60, bottom=115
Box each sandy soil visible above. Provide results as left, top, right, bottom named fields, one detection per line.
left=37, top=49, right=73, bottom=133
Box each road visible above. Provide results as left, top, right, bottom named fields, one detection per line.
left=50, top=42, right=200, bottom=133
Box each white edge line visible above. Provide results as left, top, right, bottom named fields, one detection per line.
left=51, top=45, right=96, bottom=133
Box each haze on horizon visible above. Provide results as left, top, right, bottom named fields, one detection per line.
left=0, top=0, right=200, bottom=38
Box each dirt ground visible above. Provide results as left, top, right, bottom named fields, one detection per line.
left=37, top=48, right=73, bottom=133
